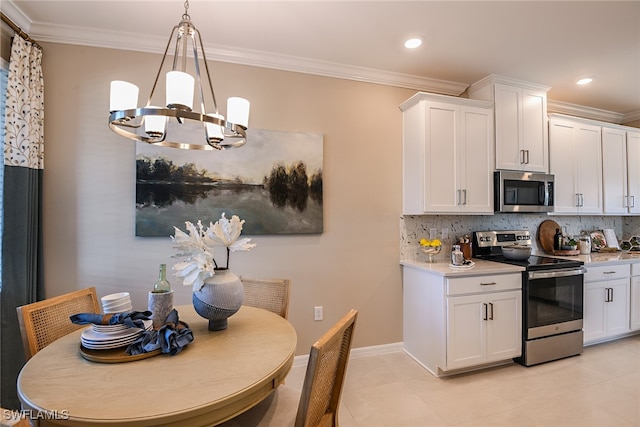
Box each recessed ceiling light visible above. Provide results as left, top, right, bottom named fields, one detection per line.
left=576, top=77, right=593, bottom=85
left=404, top=37, right=423, bottom=49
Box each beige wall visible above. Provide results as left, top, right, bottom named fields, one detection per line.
left=40, top=42, right=414, bottom=354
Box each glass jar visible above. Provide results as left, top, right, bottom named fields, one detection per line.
left=578, top=234, right=591, bottom=254
left=451, top=245, right=464, bottom=266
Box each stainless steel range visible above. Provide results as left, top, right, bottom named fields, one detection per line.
left=472, top=230, right=587, bottom=366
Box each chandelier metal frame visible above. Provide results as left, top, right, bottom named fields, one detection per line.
left=108, top=1, right=247, bottom=150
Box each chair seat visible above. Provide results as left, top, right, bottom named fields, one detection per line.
left=219, top=385, right=299, bottom=426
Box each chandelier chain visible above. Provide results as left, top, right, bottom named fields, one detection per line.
left=182, top=0, right=190, bottom=21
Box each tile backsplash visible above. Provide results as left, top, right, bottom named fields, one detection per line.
left=401, top=214, right=640, bottom=262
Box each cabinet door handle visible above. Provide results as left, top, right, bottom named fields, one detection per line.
left=575, top=194, right=580, bottom=207
left=483, top=303, right=488, bottom=321
left=525, top=150, right=530, bottom=164
left=520, top=150, right=526, bottom=164
left=605, top=287, right=614, bottom=302
left=462, top=189, right=467, bottom=205
left=457, top=189, right=461, bottom=206
left=480, top=282, right=497, bottom=286
left=603, top=271, right=616, bottom=274
left=631, top=195, right=636, bottom=208
left=488, top=302, right=494, bottom=320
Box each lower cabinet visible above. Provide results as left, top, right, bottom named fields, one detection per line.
left=631, top=264, right=640, bottom=331
left=583, top=264, right=630, bottom=344
left=402, top=266, right=521, bottom=376
left=446, top=290, right=521, bottom=370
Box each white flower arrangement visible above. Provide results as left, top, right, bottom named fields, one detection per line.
left=171, top=213, right=256, bottom=292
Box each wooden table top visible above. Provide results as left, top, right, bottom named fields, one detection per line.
left=17, top=305, right=297, bottom=427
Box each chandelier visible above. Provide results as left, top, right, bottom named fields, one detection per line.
left=108, top=0, right=249, bottom=150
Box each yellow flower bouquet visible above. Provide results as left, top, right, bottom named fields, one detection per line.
left=419, top=238, right=442, bottom=263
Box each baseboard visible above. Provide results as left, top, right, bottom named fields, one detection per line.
left=292, top=342, right=403, bottom=367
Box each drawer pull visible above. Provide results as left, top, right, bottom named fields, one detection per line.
left=480, top=282, right=497, bottom=286
left=603, top=271, right=616, bottom=275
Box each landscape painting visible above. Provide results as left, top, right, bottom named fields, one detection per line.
left=135, top=128, right=323, bottom=236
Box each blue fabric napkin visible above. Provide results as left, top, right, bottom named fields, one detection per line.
left=126, top=309, right=194, bottom=356
left=70, top=311, right=152, bottom=329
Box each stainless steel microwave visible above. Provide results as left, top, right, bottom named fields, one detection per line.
left=494, top=171, right=554, bottom=213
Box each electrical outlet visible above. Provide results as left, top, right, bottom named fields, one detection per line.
left=441, top=228, right=450, bottom=240
left=314, top=306, right=323, bottom=321
left=429, top=228, right=438, bottom=240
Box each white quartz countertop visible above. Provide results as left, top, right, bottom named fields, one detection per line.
left=541, top=251, right=640, bottom=267
left=401, top=251, right=640, bottom=277
left=401, top=259, right=525, bottom=277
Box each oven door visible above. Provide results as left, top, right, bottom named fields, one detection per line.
left=525, top=268, right=585, bottom=339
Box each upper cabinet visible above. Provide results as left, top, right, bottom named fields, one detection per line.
left=469, top=75, right=550, bottom=173
left=549, top=115, right=603, bottom=214
left=400, top=92, right=494, bottom=215
left=550, top=114, right=639, bottom=216
left=602, top=126, right=640, bottom=215
left=627, top=131, right=640, bottom=215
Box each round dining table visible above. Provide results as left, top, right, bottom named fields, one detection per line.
left=17, top=305, right=297, bottom=426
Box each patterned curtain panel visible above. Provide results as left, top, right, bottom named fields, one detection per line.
left=1, top=35, right=44, bottom=410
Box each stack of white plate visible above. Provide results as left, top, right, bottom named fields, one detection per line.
left=81, top=320, right=152, bottom=350
left=101, top=292, right=133, bottom=314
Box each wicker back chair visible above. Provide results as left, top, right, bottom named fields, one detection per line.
left=219, top=309, right=358, bottom=427
left=240, top=276, right=291, bottom=319
left=16, top=287, right=101, bottom=360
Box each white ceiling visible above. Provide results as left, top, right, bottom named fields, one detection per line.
left=4, top=0, right=640, bottom=121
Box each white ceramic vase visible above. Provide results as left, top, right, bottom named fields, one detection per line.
left=192, top=269, right=244, bottom=331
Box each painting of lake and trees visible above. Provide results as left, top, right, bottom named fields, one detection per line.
left=135, top=129, right=323, bottom=236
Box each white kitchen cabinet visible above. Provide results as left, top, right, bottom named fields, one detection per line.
left=601, top=126, right=640, bottom=215
left=602, top=126, right=629, bottom=214
left=400, top=92, right=494, bottom=214
left=631, top=263, right=640, bottom=331
left=583, top=264, right=630, bottom=344
left=549, top=115, right=603, bottom=214
left=402, top=265, right=521, bottom=376
left=468, top=75, right=550, bottom=173
left=446, top=289, right=521, bottom=370
left=626, top=130, right=640, bottom=214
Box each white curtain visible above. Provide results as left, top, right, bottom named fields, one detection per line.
left=1, top=34, right=44, bottom=410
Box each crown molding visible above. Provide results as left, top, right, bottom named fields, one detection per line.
left=25, top=20, right=468, bottom=96
left=0, top=0, right=31, bottom=32
left=547, top=99, right=640, bottom=125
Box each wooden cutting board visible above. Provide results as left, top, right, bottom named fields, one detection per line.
left=538, top=219, right=561, bottom=254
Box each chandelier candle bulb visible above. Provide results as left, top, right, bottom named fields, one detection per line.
left=205, top=113, right=225, bottom=141
left=166, top=71, right=194, bottom=111
left=144, top=106, right=167, bottom=138
left=109, top=80, right=139, bottom=113
left=227, top=97, right=250, bottom=128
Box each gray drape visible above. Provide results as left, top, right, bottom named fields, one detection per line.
left=0, top=35, right=44, bottom=410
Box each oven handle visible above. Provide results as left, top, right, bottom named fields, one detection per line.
left=528, top=267, right=587, bottom=280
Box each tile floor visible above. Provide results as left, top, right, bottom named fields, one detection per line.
left=286, top=335, right=639, bottom=427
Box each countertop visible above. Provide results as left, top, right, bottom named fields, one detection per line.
left=401, top=251, right=640, bottom=277
left=401, top=259, right=525, bottom=277
left=541, top=251, right=640, bottom=267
